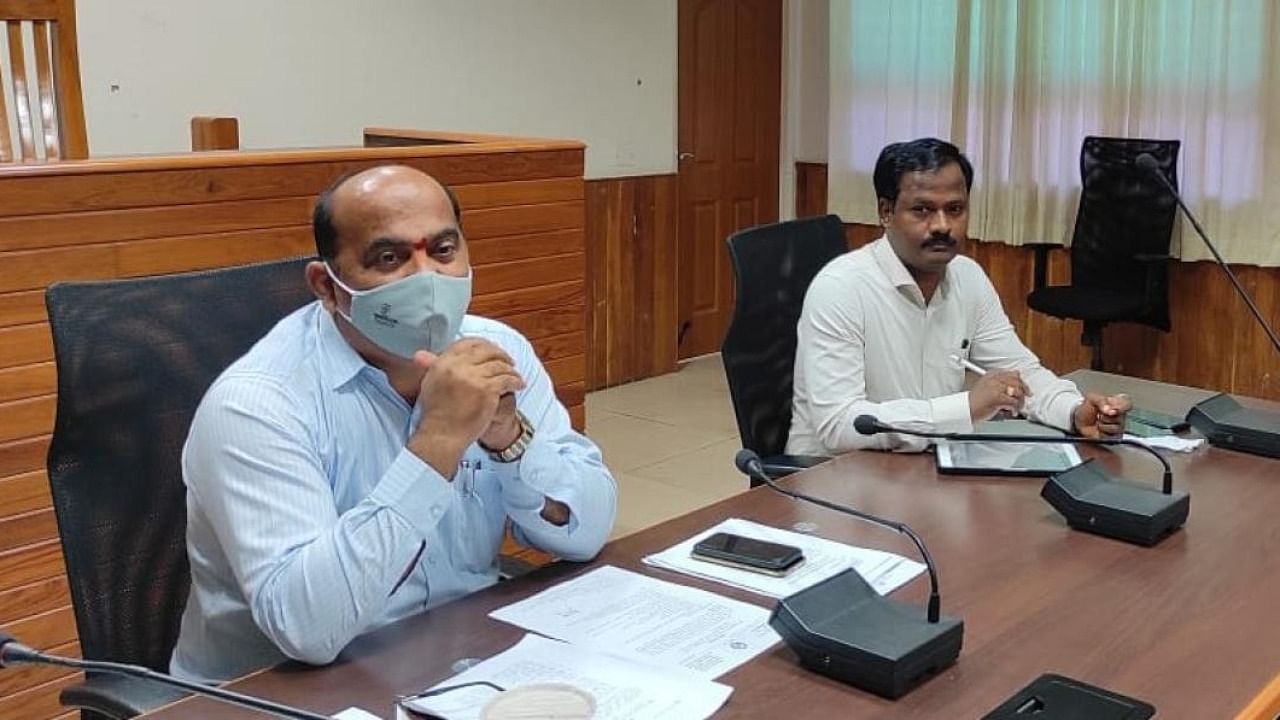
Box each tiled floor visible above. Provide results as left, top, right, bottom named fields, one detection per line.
left=584, top=354, right=749, bottom=538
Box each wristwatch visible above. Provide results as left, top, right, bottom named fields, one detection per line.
left=483, top=410, right=534, bottom=463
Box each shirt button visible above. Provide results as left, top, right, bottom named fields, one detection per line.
left=429, top=505, right=443, bottom=519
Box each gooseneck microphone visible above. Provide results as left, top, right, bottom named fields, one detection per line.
left=855, top=415, right=1190, bottom=547
left=734, top=448, right=963, bottom=699
left=853, top=415, right=1173, bottom=494
left=1135, top=152, right=1280, bottom=459
left=0, top=630, right=330, bottom=720
left=1134, top=152, right=1280, bottom=357
left=734, top=448, right=942, bottom=622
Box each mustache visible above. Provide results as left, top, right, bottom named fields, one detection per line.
left=921, top=234, right=957, bottom=247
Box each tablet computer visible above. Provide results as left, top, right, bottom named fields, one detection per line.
left=935, top=419, right=1084, bottom=476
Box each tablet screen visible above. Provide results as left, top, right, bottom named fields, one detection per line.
left=936, top=440, right=1083, bottom=475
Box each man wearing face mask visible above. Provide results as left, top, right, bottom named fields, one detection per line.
left=170, top=165, right=617, bottom=683
left=786, top=138, right=1131, bottom=456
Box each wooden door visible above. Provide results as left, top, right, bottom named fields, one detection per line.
left=677, top=0, right=782, bottom=359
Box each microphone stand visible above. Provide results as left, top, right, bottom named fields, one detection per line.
left=856, top=416, right=1189, bottom=547
left=735, top=449, right=963, bottom=700
left=1137, top=153, right=1280, bottom=459
left=0, top=635, right=330, bottom=720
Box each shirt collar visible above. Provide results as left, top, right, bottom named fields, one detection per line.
left=315, top=305, right=372, bottom=390
left=870, top=235, right=954, bottom=301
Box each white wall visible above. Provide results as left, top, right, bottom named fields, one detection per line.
left=780, top=0, right=830, bottom=218
left=75, top=0, right=677, bottom=178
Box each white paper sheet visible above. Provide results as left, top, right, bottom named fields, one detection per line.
left=641, top=517, right=925, bottom=600
left=1123, top=433, right=1205, bottom=453
left=488, top=565, right=779, bottom=680
left=404, top=634, right=733, bottom=720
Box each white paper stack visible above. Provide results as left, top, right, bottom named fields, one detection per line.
left=641, top=517, right=925, bottom=599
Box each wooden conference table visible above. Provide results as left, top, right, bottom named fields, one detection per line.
left=144, top=371, right=1280, bottom=719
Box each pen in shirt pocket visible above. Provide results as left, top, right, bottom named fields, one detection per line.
left=951, top=339, right=985, bottom=376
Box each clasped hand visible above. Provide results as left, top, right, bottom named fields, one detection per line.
left=406, top=338, right=525, bottom=477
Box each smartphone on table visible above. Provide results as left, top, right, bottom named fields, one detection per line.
left=690, top=532, right=804, bottom=576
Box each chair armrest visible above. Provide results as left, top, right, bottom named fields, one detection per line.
left=1022, top=243, right=1063, bottom=291
left=60, top=672, right=190, bottom=719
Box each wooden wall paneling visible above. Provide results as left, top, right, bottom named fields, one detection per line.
left=0, top=394, right=55, bottom=443
left=0, top=135, right=589, bottom=714
left=0, top=470, right=52, bottom=517
left=583, top=175, right=678, bottom=391
left=0, top=675, right=80, bottom=720
left=0, top=539, right=62, bottom=588
left=0, top=507, right=58, bottom=552
left=473, top=253, right=583, bottom=296
left=0, top=197, right=314, bottom=253
left=1230, top=264, right=1280, bottom=399
left=468, top=229, right=583, bottom=266
left=0, top=576, right=68, bottom=625
left=0, top=435, right=50, bottom=478
left=0, top=640, right=78, bottom=699
left=0, top=363, right=55, bottom=402
left=0, top=149, right=585, bottom=217
left=0, top=290, right=46, bottom=327
left=794, top=161, right=828, bottom=218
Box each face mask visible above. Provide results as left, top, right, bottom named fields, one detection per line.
left=325, top=264, right=472, bottom=358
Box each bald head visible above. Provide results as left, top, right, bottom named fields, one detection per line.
left=313, top=165, right=461, bottom=261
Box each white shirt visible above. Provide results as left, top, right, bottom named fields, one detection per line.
left=787, top=237, right=1083, bottom=455
left=170, top=303, right=617, bottom=683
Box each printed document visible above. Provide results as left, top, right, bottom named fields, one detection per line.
left=402, top=634, right=733, bottom=720
left=489, top=565, right=779, bottom=680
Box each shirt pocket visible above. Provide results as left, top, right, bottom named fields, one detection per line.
left=448, top=462, right=504, bottom=573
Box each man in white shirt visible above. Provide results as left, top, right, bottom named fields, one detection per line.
left=787, top=138, right=1130, bottom=455
left=171, top=166, right=617, bottom=682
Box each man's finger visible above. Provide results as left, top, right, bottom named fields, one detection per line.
left=487, top=373, right=526, bottom=396
left=412, top=350, right=437, bottom=370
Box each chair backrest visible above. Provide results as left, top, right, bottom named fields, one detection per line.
left=45, top=256, right=316, bottom=671
left=721, top=215, right=847, bottom=457
left=1069, top=135, right=1180, bottom=330
left=0, top=0, right=87, bottom=161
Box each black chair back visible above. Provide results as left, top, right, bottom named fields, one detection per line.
left=721, top=215, right=847, bottom=457
left=1069, top=135, right=1180, bottom=330
left=45, top=256, right=316, bottom=673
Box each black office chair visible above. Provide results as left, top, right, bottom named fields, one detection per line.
left=1026, top=136, right=1180, bottom=370
left=45, top=256, right=317, bottom=719
left=722, top=215, right=846, bottom=486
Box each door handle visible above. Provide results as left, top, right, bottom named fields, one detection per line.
left=678, top=152, right=695, bottom=161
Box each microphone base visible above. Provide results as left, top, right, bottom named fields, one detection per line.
left=769, top=568, right=963, bottom=699
left=1041, top=460, right=1189, bottom=547
left=1186, top=393, right=1280, bottom=459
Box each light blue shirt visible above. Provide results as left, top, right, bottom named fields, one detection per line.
left=170, top=303, right=617, bottom=683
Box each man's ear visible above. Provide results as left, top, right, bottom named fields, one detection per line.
left=305, top=261, right=338, bottom=311
left=877, top=198, right=893, bottom=226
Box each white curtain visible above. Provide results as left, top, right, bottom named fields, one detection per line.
left=828, top=0, right=1280, bottom=266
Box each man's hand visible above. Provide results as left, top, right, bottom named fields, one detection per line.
left=479, top=391, right=522, bottom=452
left=1073, top=392, right=1131, bottom=439
left=969, top=369, right=1030, bottom=422
left=407, top=339, right=525, bottom=477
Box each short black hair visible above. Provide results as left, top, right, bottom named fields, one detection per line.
left=311, top=168, right=463, bottom=261
left=872, top=138, right=974, bottom=207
